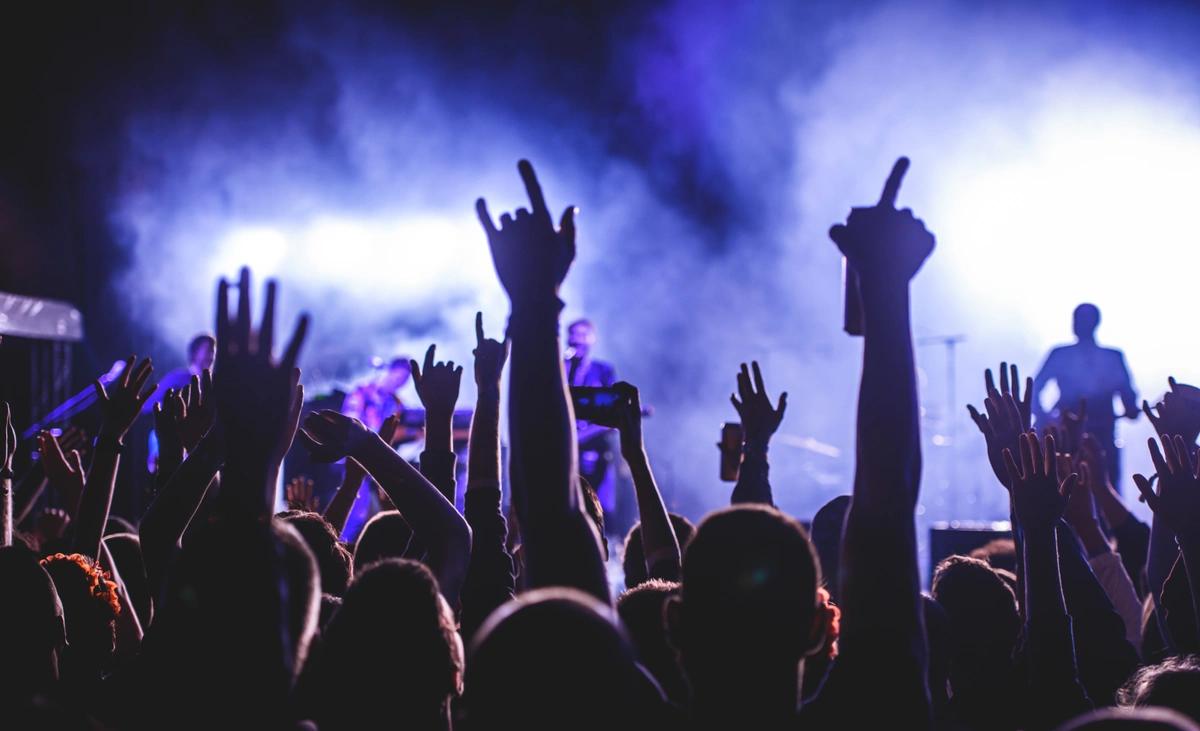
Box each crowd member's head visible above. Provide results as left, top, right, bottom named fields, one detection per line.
left=465, top=587, right=663, bottom=730
left=567, top=319, right=596, bottom=360
left=810, top=495, right=850, bottom=600
left=139, top=519, right=319, bottom=727
left=1058, top=707, right=1200, bottom=731
left=923, top=594, right=953, bottom=720
left=188, top=333, right=216, bottom=372
left=353, top=510, right=414, bottom=574
left=622, top=514, right=695, bottom=589
left=276, top=510, right=353, bottom=596
left=0, top=545, right=66, bottom=702
left=931, top=555, right=1020, bottom=703
left=1118, top=656, right=1200, bottom=724
left=103, top=532, right=152, bottom=629
left=40, top=553, right=119, bottom=682
left=1073, top=303, right=1101, bottom=344
left=380, top=356, right=413, bottom=393
left=618, top=579, right=688, bottom=704
left=302, top=559, right=462, bottom=730
left=669, top=505, right=824, bottom=722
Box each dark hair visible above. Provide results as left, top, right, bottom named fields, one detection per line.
left=353, top=510, right=414, bottom=575
left=276, top=511, right=353, bottom=596
left=931, top=555, right=1020, bottom=689
left=622, top=514, right=696, bottom=589
left=617, top=579, right=687, bottom=704
left=187, top=333, right=216, bottom=361
left=0, top=545, right=65, bottom=695
left=810, top=495, right=850, bottom=600
left=677, top=505, right=822, bottom=666
left=1058, top=707, right=1200, bottom=731
left=1119, top=655, right=1200, bottom=723
left=300, top=559, right=461, bottom=729
left=465, top=587, right=663, bottom=729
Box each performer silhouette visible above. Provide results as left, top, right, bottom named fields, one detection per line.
left=1032, top=303, right=1138, bottom=486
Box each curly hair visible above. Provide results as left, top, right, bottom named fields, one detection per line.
left=40, top=552, right=121, bottom=623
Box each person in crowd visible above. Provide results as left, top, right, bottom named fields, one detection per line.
left=8, top=154, right=1200, bottom=731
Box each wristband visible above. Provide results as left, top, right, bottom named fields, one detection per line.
left=742, top=439, right=770, bottom=457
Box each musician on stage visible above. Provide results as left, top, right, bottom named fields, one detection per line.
left=565, top=319, right=620, bottom=517
left=342, top=356, right=413, bottom=431
left=1032, top=303, right=1138, bottom=485
left=142, top=334, right=215, bottom=414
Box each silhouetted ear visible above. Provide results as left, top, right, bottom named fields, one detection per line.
left=664, top=594, right=684, bottom=653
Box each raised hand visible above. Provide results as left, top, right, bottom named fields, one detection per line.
left=1143, top=377, right=1200, bottom=444
left=34, top=507, right=71, bottom=545
left=96, top=356, right=156, bottom=442
left=476, top=159, right=577, bottom=305
left=1058, top=400, right=1087, bottom=455
left=1134, top=434, right=1200, bottom=544
left=1004, top=432, right=1077, bottom=530
left=1, top=402, right=14, bottom=547
left=473, top=312, right=509, bottom=392
left=411, top=344, right=463, bottom=418
left=213, top=267, right=308, bottom=499
left=828, top=158, right=935, bottom=287
left=38, top=430, right=86, bottom=514
left=729, top=361, right=788, bottom=446
left=967, top=362, right=1033, bottom=488
left=177, top=369, right=216, bottom=451
left=285, top=476, right=319, bottom=512
left=611, top=382, right=646, bottom=455
left=298, top=410, right=376, bottom=464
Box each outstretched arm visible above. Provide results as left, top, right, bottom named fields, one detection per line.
left=323, top=417, right=395, bottom=536
left=300, top=410, right=472, bottom=605
left=612, top=382, right=680, bottom=581
left=826, top=158, right=932, bottom=725
left=476, top=160, right=608, bottom=602
left=461, top=312, right=516, bottom=638
left=1135, top=434, right=1200, bottom=646
left=73, top=356, right=156, bottom=560
left=411, top=344, right=463, bottom=506
left=728, top=361, right=787, bottom=506
left=1005, top=433, right=1091, bottom=725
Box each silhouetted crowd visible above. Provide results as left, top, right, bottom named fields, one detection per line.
left=4, top=158, right=1200, bottom=730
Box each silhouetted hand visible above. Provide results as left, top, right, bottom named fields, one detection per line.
left=1135, top=434, right=1200, bottom=545
left=1, top=402, right=14, bottom=477
left=285, top=476, right=318, bottom=512
left=38, top=430, right=85, bottom=511
left=473, top=312, right=509, bottom=392
left=154, top=388, right=185, bottom=468
left=96, top=356, right=156, bottom=441
left=611, top=382, right=645, bottom=455
left=1004, top=432, right=1077, bottom=531
left=967, top=362, right=1032, bottom=489
left=177, top=369, right=216, bottom=451
left=34, top=507, right=71, bottom=546
left=829, top=158, right=935, bottom=287
left=730, top=361, right=788, bottom=445
left=476, top=159, right=577, bottom=306
left=1062, top=453, right=1104, bottom=546
left=298, top=410, right=376, bottom=464
left=1144, top=378, right=1200, bottom=444
left=1056, top=400, right=1087, bottom=456
left=213, top=267, right=308, bottom=472
left=411, top=344, right=463, bottom=418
